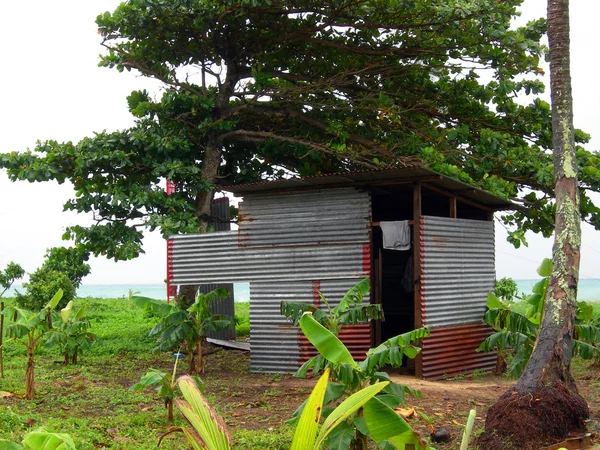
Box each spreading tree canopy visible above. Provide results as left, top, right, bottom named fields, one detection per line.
left=1, top=0, right=599, bottom=259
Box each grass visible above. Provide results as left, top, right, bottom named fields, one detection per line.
left=0, top=298, right=292, bottom=449
left=235, top=302, right=250, bottom=338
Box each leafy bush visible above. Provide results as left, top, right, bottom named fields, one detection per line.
left=0, top=262, right=25, bottom=297
left=494, top=277, right=519, bottom=301
left=45, top=300, right=96, bottom=364
left=16, top=269, right=75, bottom=311
left=42, top=247, right=90, bottom=289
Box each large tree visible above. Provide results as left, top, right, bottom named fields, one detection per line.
left=479, top=0, right=589, bottom=448
left=1, top=0, right=599, bottom=260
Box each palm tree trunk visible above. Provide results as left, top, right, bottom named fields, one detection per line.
left=479, top=1, right=589, bottom=447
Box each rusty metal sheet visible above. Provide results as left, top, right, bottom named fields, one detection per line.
left=421, top=323, right=496, bottom=380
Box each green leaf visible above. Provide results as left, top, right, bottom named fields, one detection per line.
left=486, top=292, right=503, bottom=309
left=326, top=421, right=354, bottom=450
left=315, top=381, right=389, bottom=448
left=46, top=289, right=64, bottom=311
left=21, top=429, right=76, bottom=450
left=176, top=376, right=232, bottom=450
left=536, top=258, right=552, bottom=277
left=299, top=313, right=356, bottom=366
left=0, top=441, right=23, bottom=450
left=363, top=397, right=411, bottom=442
left=290, top=368, right=330, bottom=450
left=60, top=301, right=73, bottom=323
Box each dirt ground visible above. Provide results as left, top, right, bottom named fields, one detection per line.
left=201, top=348, right=600, bottom=449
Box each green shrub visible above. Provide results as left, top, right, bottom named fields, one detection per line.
left=16, top=269, right=75, bottom=311
left=42, top=247, right=90, bottom=289
left=494, top=277, right=519, bottom=301
left=235, top=302, right=250, bottom=337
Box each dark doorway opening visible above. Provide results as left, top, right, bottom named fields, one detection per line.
left=371, top=186, right=415, bottom=357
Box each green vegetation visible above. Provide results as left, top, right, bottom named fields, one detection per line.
left=0, top=294, right=597, bottom=449
left=133, top=289, right=234, bottom=374
left=4, top=290, right=65, bottom=399
left=234, top=302, right=250, bottom=338
left=295, top=313, right=431, bottom=449
left=479, top=259, right=600, bottom=377
left=281, top=278, right=383, bottom=335
left=0, top=297, right=282, bottom=449
left=16, top=247, right=90, bottom=311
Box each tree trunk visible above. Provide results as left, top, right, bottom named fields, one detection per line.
left=72, top=346, right=78, bottom=365
left=194, top=337, right=204, bottom=375
left=167, top=399, right=174, bottom=422
left=176, top=127, right=223, bottom=310
left=478, top=1, right=589, bottom=448
left=25, top=347, right=35, bottom=400
left=177, top=285, right=199, bottom=310
left=0, top=301, right=4, bottom=378
left=64, top=351, right=70, bottom=365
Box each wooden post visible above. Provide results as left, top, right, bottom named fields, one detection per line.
left=449, top=196, right=457, bottom=218
left=413, top=182, right=423, bottom=378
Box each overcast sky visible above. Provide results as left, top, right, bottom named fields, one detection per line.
left=1, top=0, right=599, bottom=285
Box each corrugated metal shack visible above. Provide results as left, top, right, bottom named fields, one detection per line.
left=168, top=167, right=513, bottom=380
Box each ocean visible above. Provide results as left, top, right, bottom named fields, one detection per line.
left=4, top=279, right=600, bottom=302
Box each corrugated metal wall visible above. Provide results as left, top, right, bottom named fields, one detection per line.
left=420, top=216, right=495, bottom=379
left=198, top=283, right=236, bottom=341
left=170, top=235, right=370, bottom=284
left=169, top=187, right=373, bottom=373
left=298, top=279, right=372, bottom=365
left=249, top=280, right=313, bottom=373
left=421, top=323, right=496, bottom=379
left=238, top=188, right=371, bottom=246
left=421, top=216, right=495, bottom=327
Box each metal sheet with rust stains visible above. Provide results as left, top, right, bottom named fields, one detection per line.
left=421, top=323, right=497, bottom=380
left=169, top=188, right=373, bottom=373
left=250, top=278, right=371, bottom=373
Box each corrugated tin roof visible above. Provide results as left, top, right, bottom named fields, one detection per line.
left=222, top=167, right=513, bottom=210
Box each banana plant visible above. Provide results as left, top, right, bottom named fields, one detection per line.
left=295, top=312, right=432, bottom=450
left=45, top=301, right=95, bottom=365
left=478, top=258, right=600, bottom=377
left=131, top=351, right=203, bottom=421
left=281, top=278, right=383, bottom=335
left=3, top=290, right=63, bottom=399
left=0, top=262, right=25, bottom=378
left=0, top=428, right=76, bottom=450
left=133, top=288, right=234, bottom=374
left=168, top=369, right=393, bottom=450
